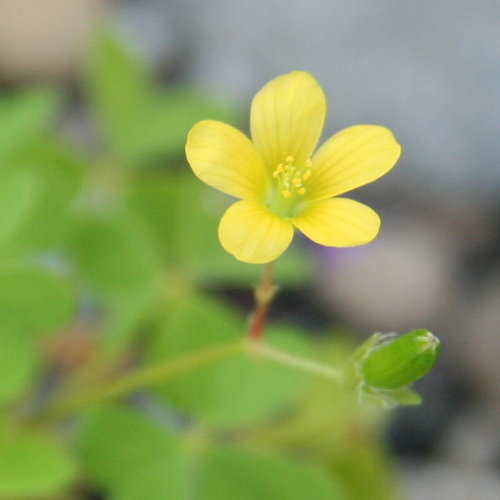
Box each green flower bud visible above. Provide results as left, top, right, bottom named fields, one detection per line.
left=361, top=329, right=440, bottom=389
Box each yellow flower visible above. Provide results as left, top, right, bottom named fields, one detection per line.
left=185, top=71, right=401, bottom=264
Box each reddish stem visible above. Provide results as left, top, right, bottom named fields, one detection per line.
left=247, top=262, right=276, bottom=341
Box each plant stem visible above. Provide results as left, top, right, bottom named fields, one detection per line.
left=36, top=340, right=243, bottom=424
left=247, top=340, right=342, bottom=381
left=247, top=262, right=277, bottom=341
left=32, top=336, right=342, bottom=427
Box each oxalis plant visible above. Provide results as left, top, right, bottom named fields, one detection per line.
left=186, top=71, right=440, bottom=406
left=0, top=33, right=440, bottom=500
left=185, top=70, right=439, bottom=408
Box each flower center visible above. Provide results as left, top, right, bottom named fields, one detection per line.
left=266, top=155, right=312, bottom=217
left=272, top=156, right=312, bottom=198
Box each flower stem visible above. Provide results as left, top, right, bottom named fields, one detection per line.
left=247, top=340, right=342, bottom=381
left=248, top=262, right=277, bottom=341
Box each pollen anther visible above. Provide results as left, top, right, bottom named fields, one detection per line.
left=273, top=156, right=313, bottom=199
left=272, top=164, right=284, bottom=177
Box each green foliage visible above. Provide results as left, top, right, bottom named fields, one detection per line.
left=78, top=405, right=345, bottom=500
left=147, top=293, right=310, bottom=426
left=0, top=424, right=76, bottom=497
left=10, top=138, right=85, bottom=250
left=0, top=169, right=38, bottom=247
left=203, top=445, right=345, bottom=500
left=0, top=319, right=36, bottom=404
left=0, top=87, right=60, bottom=162
left=247, top=339, right=401, bottom=500
left=86, top=32, right=236, bottom=162
left=78, top=405, right=189, bottom=498
left=0, top=264, right=74, bottom=337
left=0, top=264, right=75, bottom=406
left=69, top=208, right=162, bottom=357
left=0, top=31, right=439, bottom=499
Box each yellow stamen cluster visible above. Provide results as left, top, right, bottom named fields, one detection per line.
left=272, top=156, right=312, bottom=199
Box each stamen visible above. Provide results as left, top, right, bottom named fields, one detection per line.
left=272, top=156, right=313, bottom=200
left=272, top=164, right=284, bottom=177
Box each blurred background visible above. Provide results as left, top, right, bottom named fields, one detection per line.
left=0, top=1, right=498, bottom=499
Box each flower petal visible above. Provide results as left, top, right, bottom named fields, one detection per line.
left=250, top=71, right=326, bottom=171
left=218, top=200, right=294, bottom=264
left=186, top=120, right=266, bottom=200
left=292, top=197, right=381, bottom=247
left=308, top=125, right=401, bottom=200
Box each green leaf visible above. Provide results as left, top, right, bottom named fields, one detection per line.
left=85, top=31, right=151, bottom=158
left=0, top=264, right=74, bottom=338
left=147, top=293, right=310, bottom=427
left=0, top=87, right=60, bottom=162
left=1, top=138, right=84, bottom=252
left=69, top=209, right=162, bottom=357
left=112, top=460, right=192, bottom=500
left=78, top=405, right=190, bottom=500
left=0, top=318, right=37, bottom=404
left=78, top=406, right=345, bottom=500
left=0, top=427, right=76, bottom=497
left=122, top=87, right=237, bottom=161
left=330, top=439, right=400, bottom=500
left=203, top=445, right=345, bottom=500
left=0, top=169, right=38, bottom=246
left=70, top=211, right=160, bottom=296
left=127, top=174, right=219, bottom=267
left=86, top=31, right=237, bottom=161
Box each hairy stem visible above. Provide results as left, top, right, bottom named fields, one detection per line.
left=247, top=340, right=342, bottom=381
